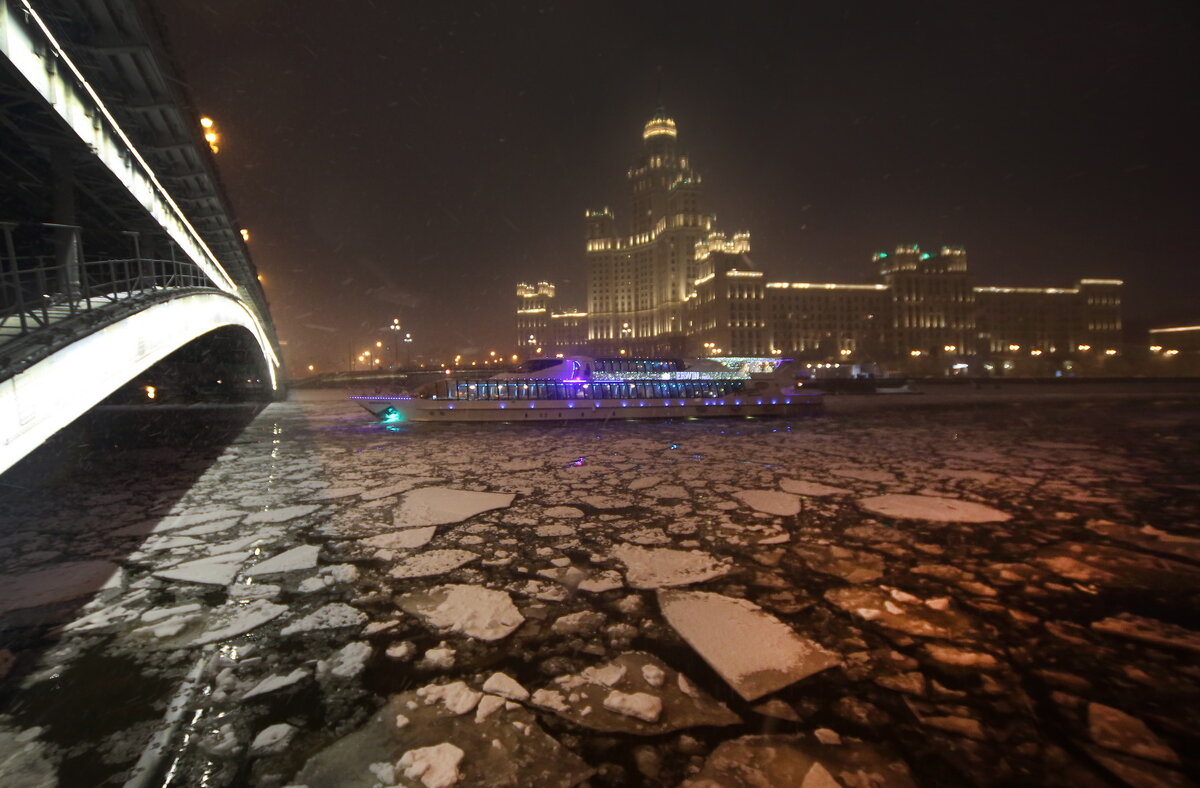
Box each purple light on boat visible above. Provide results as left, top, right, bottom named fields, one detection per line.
left=499, top=403, right=507, bottom=409
left=567, top=401, right=575, bottom=408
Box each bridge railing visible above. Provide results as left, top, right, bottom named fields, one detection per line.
left=1, top=245, right=214, bottom=341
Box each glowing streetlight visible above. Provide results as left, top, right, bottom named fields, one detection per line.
left=240, top=228, right=250, bottom=242
left=307, top=364, right=315, bottom=372
left=200, top=116, right=220, bottom=153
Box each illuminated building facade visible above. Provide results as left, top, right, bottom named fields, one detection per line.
left=585, top=109, right=737, bottom=355
left=515, top=113, right=1126, bottom=369
left=515, top=281, right=555, bottom=351
left=515, top=281, right=587, bottom=354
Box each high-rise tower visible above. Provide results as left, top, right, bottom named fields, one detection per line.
left=586, top=109, right=719, bottom=355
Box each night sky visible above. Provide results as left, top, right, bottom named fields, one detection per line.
left=153, top=1, right=1199, bottom=373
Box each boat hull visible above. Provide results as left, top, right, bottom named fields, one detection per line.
left=352, top=394, right=822, bottom=423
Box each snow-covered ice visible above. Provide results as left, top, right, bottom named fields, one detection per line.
left=399, top=584, right=524, bottom=641
left=393, top=487, right=514, bottom=528
left=658, top=590, right=841, bottom=700
left=734, top=489, right=802, bottom=516
left=857, top=493, right=1011, bottom=523
left=611, top=544, right=730, bottom=589
left=390, top=549, right=480, bottom=579
left=243, top=544, right=320, bottom=576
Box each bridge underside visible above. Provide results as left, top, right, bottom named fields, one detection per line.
left=0, top=291, right=277, bottom=474
left=1, top=0, right=286, bottom=473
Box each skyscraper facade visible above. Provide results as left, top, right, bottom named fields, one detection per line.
left=517, top=110, right=1125, bottom=371
left=585, top=110, right=733, bottom=355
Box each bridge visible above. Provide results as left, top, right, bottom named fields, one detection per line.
left=0, top=0, right=283, bottom=474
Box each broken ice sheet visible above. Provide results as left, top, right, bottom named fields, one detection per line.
left=243, top=544, right=320, bottom=576
left=734, top=489, right=802, bottom=516
left=1086, top=521, right=1200, bottom=562
left=242, top=668, right=308, bottom=700
left=244, top=504, right=321, bottom=524
left=280, top=603, right=367, bottom=636
left=779, top=478, right=849, bottom=497
left=293, top=685, right=593, bottom=788
left=611, top=544, right=730, bottom=589
left=398, top=584, right=524, bottom=641
left=153, top=553, right=247, bottom=586
left=360, top=477, right=438, bottom=501
left=1091, top=612, right=1200, bottom=654
left=825, top=586, right=974, bottom=639
left=793, top=544, right=886, bottom=583
left=658, top=590, right=840, bottom=701
left=393, top=487, right=514, bottom=528
left=532, top=651, right=739, bottom=734
left=858, top=494, right=1011, bottom=523
left=189, top=600, right=287, bottom=646
left=1035, top=543, right=1200, bottom=591
left=682, top=734, right=917, bottom=788
left=362, top=526, right=437, bottom=550
left=390, top=549, right=480, bottom=579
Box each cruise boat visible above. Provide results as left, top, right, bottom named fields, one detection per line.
left=352, top=356, right=821, bottom=423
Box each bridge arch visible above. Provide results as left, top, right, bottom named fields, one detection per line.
left=0, top=291, right=279, bottom=474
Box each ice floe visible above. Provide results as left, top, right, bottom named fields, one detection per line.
left=399, top=584, right=524, bottom=640
left=242, top=668, right=308, bottom=700
left=390, top=549, right=480, bottom=579
left=531, top=652, right=739, bottom=734
left=190, top=600, right=287, bottom=645
left=611, top=544, right=730, bottom=589
left=393, top=487, right=514, bottom=528
left=243, top=544, right=320, bottom=576
left=1091, top=612, right=1200, bottom=654
left=734, top=489, right=802, bottom=516
left=249, top=723, right=296, bottom=755
left=683, top=734, right=917, bottom=788
left=779, top=478, right=850, bottom=497
left=244, top=504, right=321, bottom=524
left=858, top=493, right=1011, bottom=522
left=295, top=684, right=592, bottom=788
left=658, top=590, right=841, bottom=700
left=364, top=526, right=438, bottom=550
left=279, top=602, right=366, bottom=635
left=1088, top=702, right=1180, bottom=765
left=825, top=586, right=974, bottom=639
